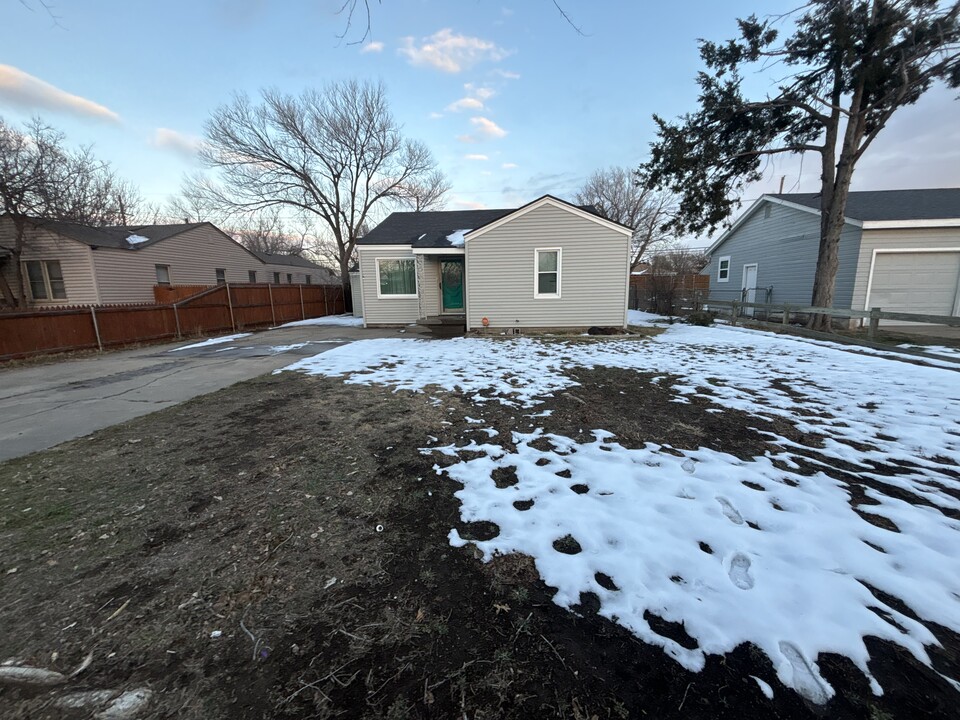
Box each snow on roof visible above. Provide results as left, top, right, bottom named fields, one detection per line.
left=126, top=234, right=150, bottom=245
left=446, top=229, right=472, bottom=248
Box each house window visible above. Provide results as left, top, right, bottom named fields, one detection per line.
left=717, top=256, right=731, bottom=282
left=376, top=258, right=417, bottom=297
left=534, top=248, right=561, bottom=298
left=305, top=275, right=312, bottom=285
left=273, top=272, right=281, bottom=284
left=248, top=270, right=257, bottom=283
left=215, top=268, right=226, bottom=284
left=24, top=260, right=67, bottom=301
left=287, top=273, right=293, bottom=284
left=155, top=264, right=171, bottom=285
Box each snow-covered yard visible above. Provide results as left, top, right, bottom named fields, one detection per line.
left=282, top=323, right=960, bottom=705
left=279, top=314, right=363, bottom=328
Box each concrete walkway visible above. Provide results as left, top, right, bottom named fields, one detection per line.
left=0, top=321, right=427, bottom=462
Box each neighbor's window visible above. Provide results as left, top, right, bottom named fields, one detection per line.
left=717, top=256, right=731, bottom=282
left=248, top=270, right=257, bottom=283
left=287, top=273, right=293, bottom=284
left=534, top=248, right=561, bottom=298
left=155, top=264, right=171, bottom=285
left=377, top=258, right=417, bottom=297
left=273, top=272, right=281, bottom=284
left=215, top=268, right=226, bottom=284
left=24, top=260, right=67, bottom=301
left=305, top=274, right=312, bottom=285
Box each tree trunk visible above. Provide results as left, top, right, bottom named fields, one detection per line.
left=339, top=254, right=352, bottom=313
left=0, top=260, right=18, bottom=308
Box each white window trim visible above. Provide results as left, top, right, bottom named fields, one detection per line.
left=375, top=256, right=418, bottom=299
left=717, top=256, right=731, bottom=282
left=534, top=247, right=562, bottom=299
left=23, top=259, right=67, bottom=301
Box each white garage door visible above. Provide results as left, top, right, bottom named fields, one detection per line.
left=869, top=251, right=960, bottom=318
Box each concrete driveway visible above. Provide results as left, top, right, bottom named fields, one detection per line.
left=0, top=321, right=426, bottom=462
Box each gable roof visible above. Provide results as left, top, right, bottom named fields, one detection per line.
left=769, top=188, right=960, bottom=222
left=251, top=250, right=324, bottom=270
left=357, top=195, right=623, bottom=250
left=20, top=217, right=209, bottom=250
left=708, top=187, right=960, bottom=254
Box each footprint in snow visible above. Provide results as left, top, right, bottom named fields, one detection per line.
left=778, top=641, right=832, bottom=705
left=716, top=496, right=744, bottom=525
left=728, top=552, right=754, bottom=590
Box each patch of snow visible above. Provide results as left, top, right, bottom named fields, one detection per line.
left=278, top=315, right=364, bottom=328
left=750, top=676, right=774, bottom=700
left=125, top=234, right=150, bottom=245
left=898, top=343, right=960, bottom=359
left=627, top=309, right=671, bottom=326
left=169, top=333, right=251, bottom=351
left=281, top=322, right=960, bottom=702
left=446, top=229, right=472, bottom=247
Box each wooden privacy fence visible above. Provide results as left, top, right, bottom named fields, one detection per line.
left=0, top=283, right=345, bottom=360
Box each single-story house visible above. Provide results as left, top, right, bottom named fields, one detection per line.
left=0, top=215, right=336, bottom=306
left=703, top=188, right=960, bottom=320
left=355, top=195, right=633, bottom=332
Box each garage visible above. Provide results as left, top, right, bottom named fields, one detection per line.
left=868, top=250, right=960, bottom=317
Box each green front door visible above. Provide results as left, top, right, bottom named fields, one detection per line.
left=441, top=258, right=464, bottom=312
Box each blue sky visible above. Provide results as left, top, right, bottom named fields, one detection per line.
left=2, top=0, right=958, bottom=238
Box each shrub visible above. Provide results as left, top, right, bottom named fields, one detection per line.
left=683, top=311, right=715, bottom=326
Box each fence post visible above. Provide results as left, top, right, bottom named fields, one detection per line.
left=268, top=284, right=276, bottom=326
left=322, top=285, right=329, bottom=316
left=225, top=282, right=237, bottom=332
left=90, top=306, right=103, bottom=352
left=730, top=300, right=738, bottom=326
left=868, top=307, right=881, bottom=340
left=299, top=284, right=305, bottom=320
left=782, top=304, right=790, bottom=327
left=172, top=303, right=182, bottom=339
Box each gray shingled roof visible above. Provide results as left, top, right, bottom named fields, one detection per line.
left=251, top=250, right=324, bottom=269
left=358, top=198, right=606, bottom=249
left=770, top=188, right=960, bottom=221
left=31, top=218, right=207, bottom=250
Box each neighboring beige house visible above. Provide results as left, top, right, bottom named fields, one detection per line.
left=355, top=195, right=632, bottom=331
left=0, top=215, right=337, bottom=306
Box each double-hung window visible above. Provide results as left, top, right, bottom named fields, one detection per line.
left=215, top=268, right=226, bottom=284
left=534, top=248, right=561, bottom=298
left=376, top=258, right=417, bottom=298
left=24, top=260, right=67, bottom=300
left=717, top=256, right=731, bottom=282
left=155, top=264, right=171, bottom=285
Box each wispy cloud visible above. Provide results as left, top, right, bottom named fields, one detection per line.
left=447, top=97, right=484, bottom=112
left=0, top=65, right=119, bottom=122
left=428, top=111, right=444, bottom=120
left=467, top=116, right=508, bottom=141
left=458, top=116, right=508, bottom=143
left=152, top=127, right=202, bottom=157
left=502, top=162, right=518, bottom=169
left=399, top=28, right=509, bottom=73
left=493, top=69, right=521, bottom=80
left=465, top=153, right=489, bottom=161
left=360, top=40, right=384, bottom=53
left=452, top=198, right=488, bottom=210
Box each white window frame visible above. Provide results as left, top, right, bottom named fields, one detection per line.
left=23, top=259, right=67, bottom=301
left=534, top=247, right=562, bottom=299
left=375, top=257, right=418, bottom=299
left=155, top=264, right=171, bottom=286
left=717, top=256, right=731, bottom=282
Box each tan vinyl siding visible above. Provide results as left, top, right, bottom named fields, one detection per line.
left=852, top=226, right=960, bottom=311
left=0, top=218, right=99, bottom=305
left=93, top=225, right=263, bottom=304
left=357, top=246, right=419, bottom=325
left=465, top=203, right=629, bottom=329
left=420, top=257, right=441, bottom=317
left=258, top=265, right=320, bottom=285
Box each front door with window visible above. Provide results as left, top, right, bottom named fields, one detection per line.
left=742, top=264, right=758, bottom=317
left=440, top=258, right=464, bottom=313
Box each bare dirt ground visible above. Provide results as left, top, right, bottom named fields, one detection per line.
left=1, top=365, right=957, bottom=719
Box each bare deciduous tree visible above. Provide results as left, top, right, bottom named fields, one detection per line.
left=647, top=246, right=709, bottom=315
left=186, top=80, right=448, bottom=295
left=0, top=117, right=143, bottom=307
left=575, top=167, right=676, bottom=272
